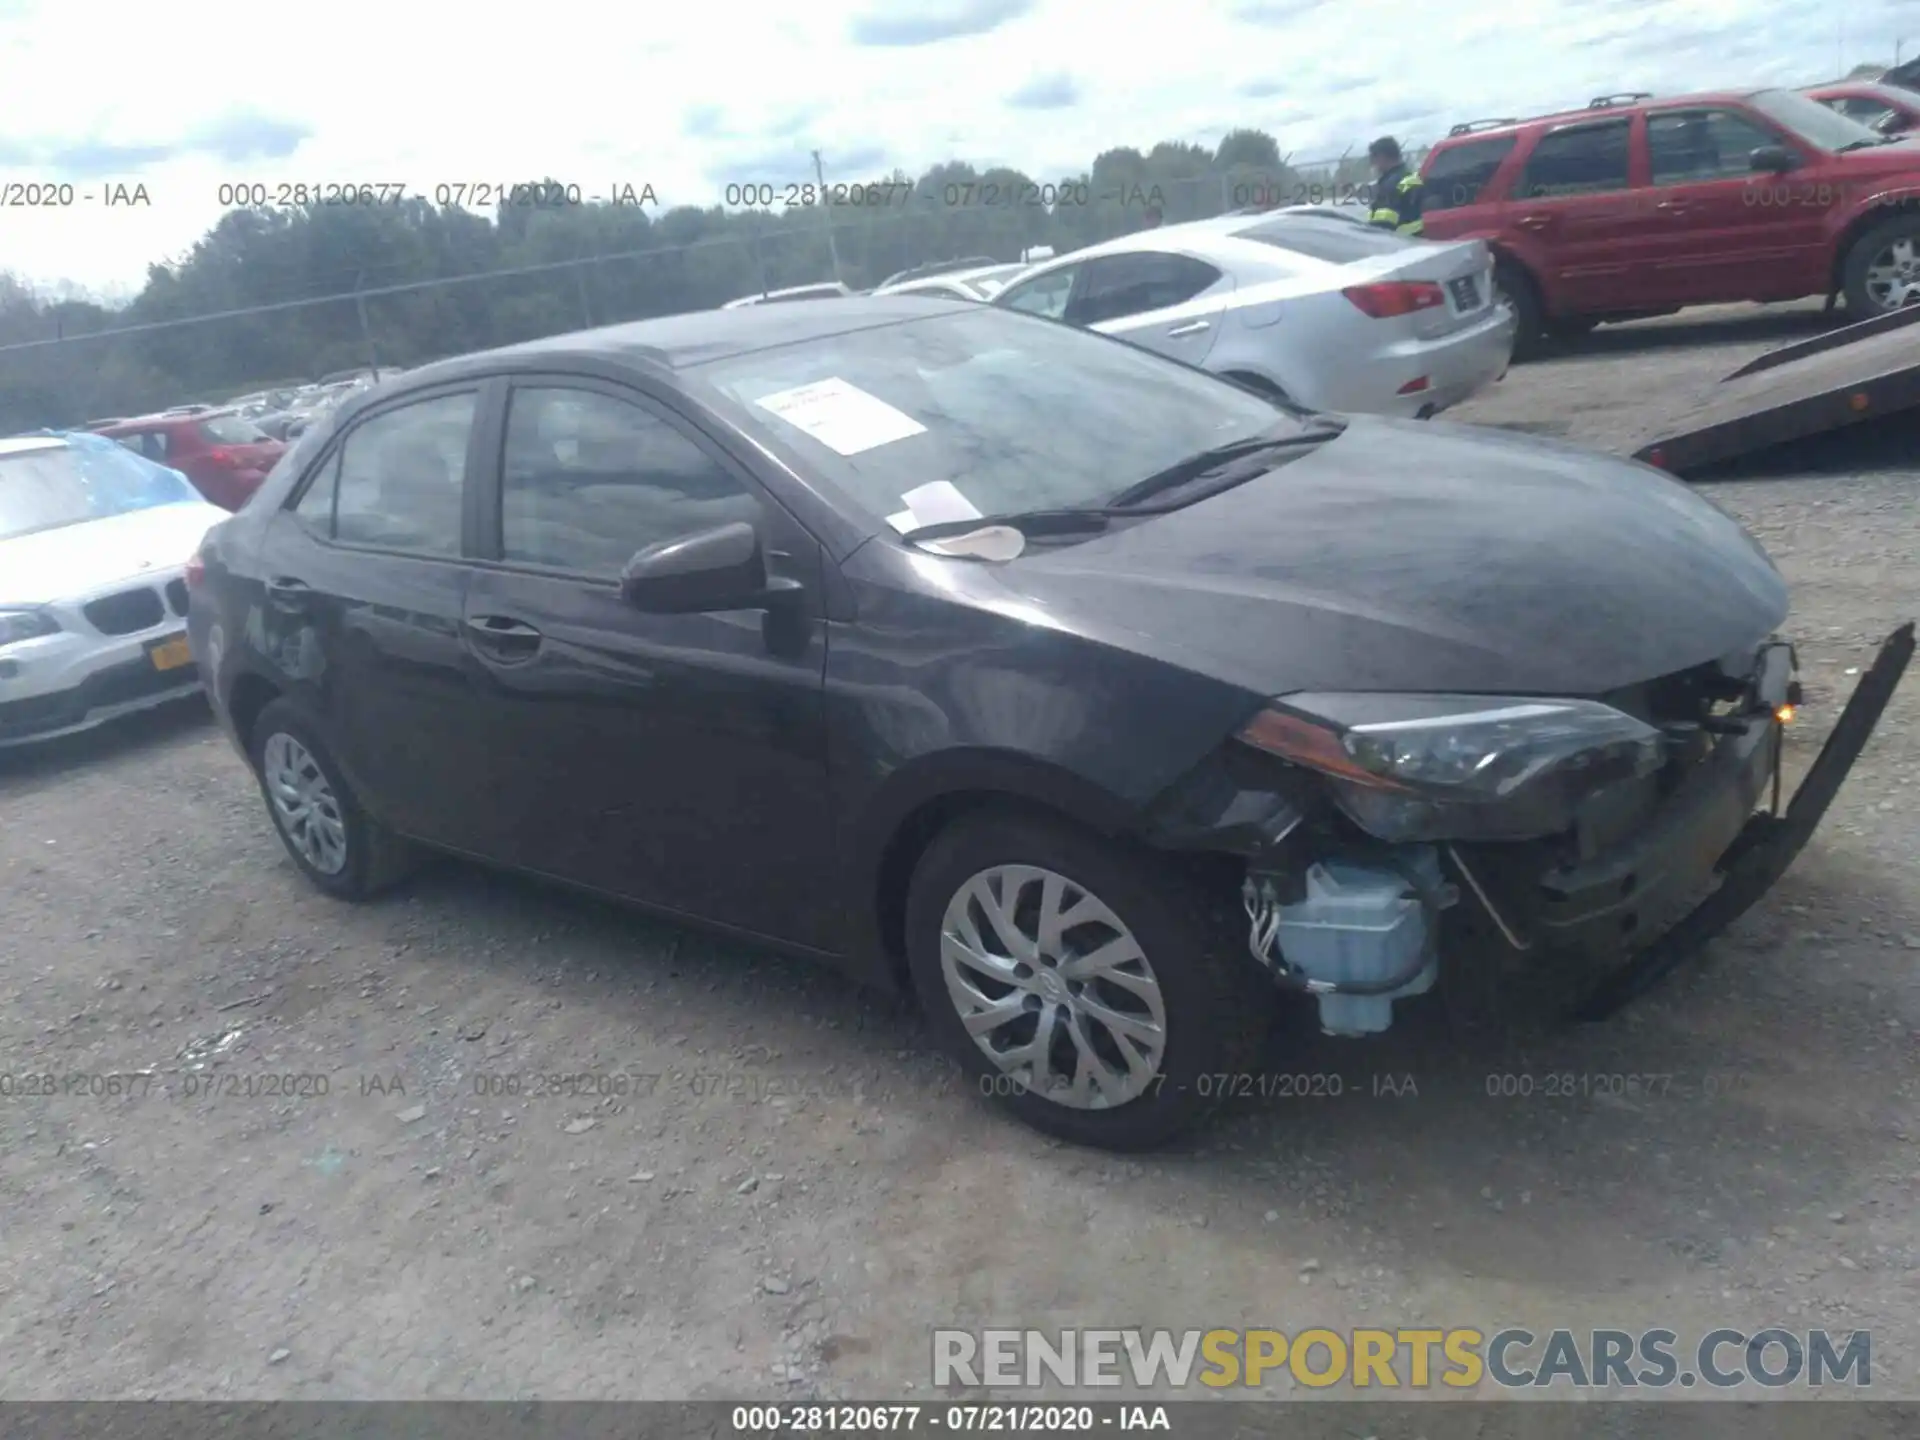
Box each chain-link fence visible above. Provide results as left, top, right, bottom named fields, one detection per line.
left=0, top=146, right=1437, bottom=416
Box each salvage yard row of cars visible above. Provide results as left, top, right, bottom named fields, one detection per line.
left=743, top=84, right=1920, bottom=363
left=3, top=83, right=1913, bottom=1150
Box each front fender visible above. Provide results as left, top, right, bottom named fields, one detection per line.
left=1827, top=186, right=1920, bottom=245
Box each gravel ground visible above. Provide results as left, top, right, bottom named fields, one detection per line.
left=2, top=301, right=1917, bottom=1404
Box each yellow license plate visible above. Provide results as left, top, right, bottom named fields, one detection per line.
left=149, top=636, right=193, bottom=671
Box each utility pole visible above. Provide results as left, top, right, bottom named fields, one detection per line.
left=353, top=271, right=378, bottom=374
left=812, top=149, right=845, bottom=285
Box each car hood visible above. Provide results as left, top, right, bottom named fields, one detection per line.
left=0, top=501, right=225, bottom=605
left=996, top=418, right=1788, bottom=697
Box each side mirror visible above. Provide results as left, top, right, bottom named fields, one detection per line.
left=1749, top=144, right=1796, bottom=174
left=619, top=521, right=791, bottom=615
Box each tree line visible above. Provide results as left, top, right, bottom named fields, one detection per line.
left=0, top=128, right=1382, bottom=432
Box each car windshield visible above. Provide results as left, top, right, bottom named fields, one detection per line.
left=200, top=413, right=270, bottom=444
left=0, top=440, right=200, bottom=542
left=687, top=307, right=1303, bottom=525
left=1748, top=88, right=1888, bottom=149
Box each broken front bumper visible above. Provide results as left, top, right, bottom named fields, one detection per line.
left=1563, top=623, right=1914, bottom=1018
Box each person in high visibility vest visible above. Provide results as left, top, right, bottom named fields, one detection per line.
left=1366, top=136, right=1426, bottom=237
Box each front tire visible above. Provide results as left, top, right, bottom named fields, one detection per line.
left=249, top=698, right=417, bottom=899
left=905, top=808, right=1269, bottom=1150
left=1842, top=213, right=1920, bottom=317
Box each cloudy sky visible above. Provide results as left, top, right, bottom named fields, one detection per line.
left=0, top=0, right=1902, bottom=299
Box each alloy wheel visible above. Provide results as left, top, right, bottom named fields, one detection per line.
left=937, top=864, right=1168, bottom=1109
left=1864, top=236, right=1920, bottom=311
left=262, top=732, right=348, bottom=875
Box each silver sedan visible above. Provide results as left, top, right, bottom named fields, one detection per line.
left=992, top=209, right=1515, bottom=418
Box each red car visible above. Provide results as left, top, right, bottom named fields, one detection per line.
left=1419, top=87, right=1920, bottom=353
left=93, top=410, right=286, bottom=511
left=1803, top=81, right=1920, bottom=137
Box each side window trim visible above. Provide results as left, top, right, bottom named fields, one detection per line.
left=274, top=380, right=488, bottom=563
left=478, top=375, right=776, bottom=584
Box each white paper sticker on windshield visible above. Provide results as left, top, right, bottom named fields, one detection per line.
left=885, top=479, right=982, bottom=535
left=754, top=377, right=927, bottom=456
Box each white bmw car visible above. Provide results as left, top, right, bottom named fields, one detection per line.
left=0, top=432, right=229, bottom=746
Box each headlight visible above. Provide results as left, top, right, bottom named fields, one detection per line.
left=0, top=609, right=60, bottom=649
left=1238, top=692, right=1665, bottom=842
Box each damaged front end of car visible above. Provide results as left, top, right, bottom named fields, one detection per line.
left=1145, top=623, right=1914, bottom=1032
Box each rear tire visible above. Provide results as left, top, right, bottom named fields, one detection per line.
left=1842, top=213, right=1920, bottom=317
left=1494, top=261, right=1546, bottom=360
left=905, top=807, right=1270, bottom=1151
left=249, top=699, right=418, bottom=900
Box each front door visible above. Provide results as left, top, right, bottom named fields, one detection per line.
left=458, top=380, right=837, bottom=951
left=1635, top=106, right=1820, bottom=304
left=252, top=386, right=486, bottom=846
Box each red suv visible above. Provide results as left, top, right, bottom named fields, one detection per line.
left=1419, top=87, right=1920, bottom=353
left=93, top=410, right=286, bottom=511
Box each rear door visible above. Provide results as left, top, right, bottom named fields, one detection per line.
left=1071, top=253, right=1231, bottom=364
left=253, top=385, right=489, bottom=846
left=1636, top=105, right=1820, bottom=303
left=456, top=378, right=838, bottom=949
left=1500, top=117, right=1645, bottom=313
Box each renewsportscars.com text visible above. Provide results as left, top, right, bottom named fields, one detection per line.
left=932, top=1327, right=1871, bottom=1391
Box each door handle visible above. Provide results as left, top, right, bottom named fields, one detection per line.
left=1515, top=214, right=1552, bottom=231
left=1654, top=200, right=1688, bottom=213
left=1166, top=320, right=1211, bottom=337
left=465, top=614, right=543, bottom=661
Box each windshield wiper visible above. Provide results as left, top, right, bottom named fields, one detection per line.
left=1838, top=136, right=1896, bottom=152
left=897, top=507, right=1115, bottom=545
left=1104, top=421, right=1347, bottom=510
left=895, top=421, right=1348, bottom=546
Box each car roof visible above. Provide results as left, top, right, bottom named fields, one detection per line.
left=1006, top=213, right=1333, bottom=275
left=878, top=263, right=1022, bottom=293
left=386, top=296, right=980, bottom=389
left=0, top=434, right=68, bottom=457
left=102, top=408, right=236, bottom=431
left=1434, top=88, right=1775, bottom=145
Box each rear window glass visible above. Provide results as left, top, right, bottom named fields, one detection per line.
left=1424, top=135, right=1518, bottom=210
left=200, top=414, right=270, bottom=445
left=1239, top=217, right=1422, bottom=262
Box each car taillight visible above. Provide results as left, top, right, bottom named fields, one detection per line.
left=208, top=447, right=240, bottom=467
left=1342, top=281, right=1446, bottom=318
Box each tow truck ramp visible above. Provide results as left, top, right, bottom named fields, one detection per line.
left=1633, top=304, right=1920, bottom=475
